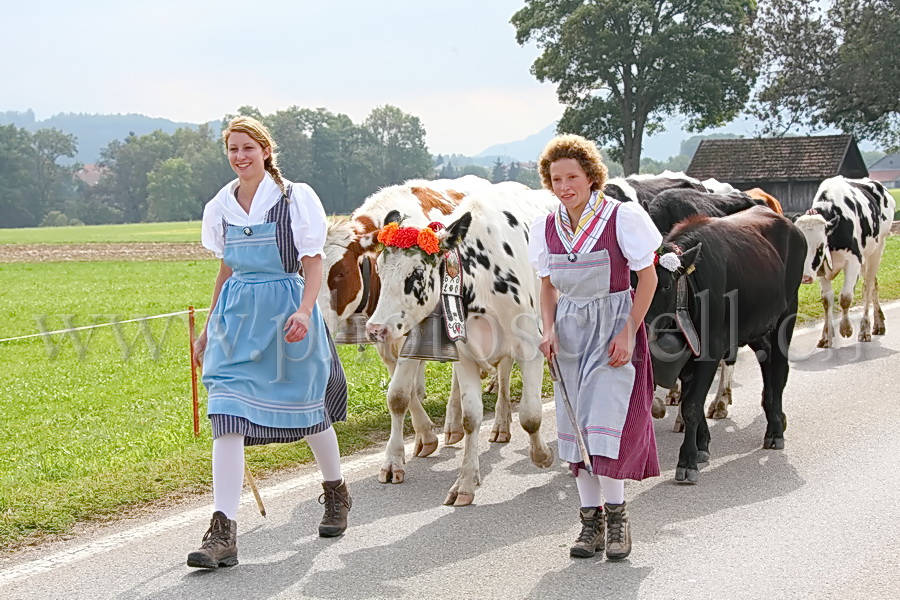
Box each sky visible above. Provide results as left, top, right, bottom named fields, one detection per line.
left=4, top=0, right=565, bottom=157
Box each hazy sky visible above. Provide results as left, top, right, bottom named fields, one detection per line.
left=5, top=0, right=563, bottom=156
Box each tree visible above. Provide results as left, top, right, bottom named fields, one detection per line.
left=512, top=0, right=758, bottom=174
left=752, top=0, right=900, bottom=148
left=491, top=157, right=508, bottom=183
left=32, top=128, right=78, bottom=219
left=362, top=105, right=433, bottom=187
left=0, top=124, right=38, bottom=227
left=146, top=158, right=197, bottom=221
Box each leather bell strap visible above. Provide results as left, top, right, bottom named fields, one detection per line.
left=441, top=248, right=467, bottom=342
left=675, top=275, right=701, bottom=356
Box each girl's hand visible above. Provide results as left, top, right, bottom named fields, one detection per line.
left=193, top=331, right=208, bottom=364
left=608, top=328, right=634, bottom=368
left=539, top=331, right=558, bottom=361
left=284, top=309, right=312, bottom=343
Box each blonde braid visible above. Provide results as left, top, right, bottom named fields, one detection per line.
left=265, top=157, right=288, bottom=201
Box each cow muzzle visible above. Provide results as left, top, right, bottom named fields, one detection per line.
left=801, top=275, right=814, bottom=284
left=366, top=322, right=388, bottom=343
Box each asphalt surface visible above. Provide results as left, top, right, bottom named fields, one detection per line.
left=2, top=303, right=899, bottom=600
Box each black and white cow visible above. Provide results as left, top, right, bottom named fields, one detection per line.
left=793, top=177, right=896, bottom=348
left=365, top=185, right=557, bottom=506
left=604, top=171, right=708, bottom=209
left=646, top=206, right=807, bottom=483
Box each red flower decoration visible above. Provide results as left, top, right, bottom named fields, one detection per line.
left=391, top=227, right=420, bottom=249
left=428, top=221, right=445, bottom=231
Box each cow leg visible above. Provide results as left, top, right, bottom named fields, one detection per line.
left=675, top=361, right=718, bottom=484
left=707, top=359, right=735, bottom=419
left=672, top=403, right=684, bottom=433
left=410, top=360, right=439, bottom=457
left=651, top=389, right=667, bottom=419
left=379, top=358, right=423, bottom=484
left=873, top=277, right=886, bottom=336
left=817, top=277, right=836, bottom=348
left=665, top=380, right=681, bottom=405
left=444, top=358, right=484, bottom=507
left=517, top=357, right=553, bottom=468
left=858, top=258, right=874, bottom=342
left=839, top=259, right=860, bottom=339
left=444, top=367, right=464, bottom=445
left=489, top=356, right=513, bottom=443
left=756, top=324, right=791, bottom=450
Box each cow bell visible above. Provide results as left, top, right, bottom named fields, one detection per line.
left=399, top=303, right=459, bottom=362
left=333, top=312, right=372, bottom=346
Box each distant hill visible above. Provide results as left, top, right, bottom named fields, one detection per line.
left=0, top=110, right=216, bottom=164
left=476, top=122, right=558, bottom=163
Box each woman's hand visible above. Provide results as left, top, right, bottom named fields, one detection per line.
left=193, top=331, right=208, bottom=364
left=539, top=330, right=559, bottom=361
left=608, top=327, right=635, bottom=368
left=284, top=309, right=312, bottom=343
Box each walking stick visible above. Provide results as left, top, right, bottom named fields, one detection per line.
left=548, top=355, right=593, bottom=475
left=188, top=306, right=200, bottom=437
left=244, top=463, right=267, bottom=518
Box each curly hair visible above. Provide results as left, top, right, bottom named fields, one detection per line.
left=223, top=116, right=287, bottom=196
left=538, top=134, right=608, bottom=192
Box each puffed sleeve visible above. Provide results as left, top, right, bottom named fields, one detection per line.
left=289, top=182, right=327, bottom=260
left=616, top=202, right=663, bottom=271
left=528, top=214, right=552, bottom=278
left=200, top=200, right=225, bottom=259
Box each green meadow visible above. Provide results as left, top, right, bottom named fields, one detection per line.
left=0, top=229, right=899, bottom=550
left=0, top=222, right=203, bottom=244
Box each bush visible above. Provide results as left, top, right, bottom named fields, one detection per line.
left=39, top=211, right=71, bottom=227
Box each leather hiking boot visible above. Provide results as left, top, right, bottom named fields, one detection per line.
left=187, top=511, right=238, bottom=569
left=605, top=502, right=632, bottom=560
left=319, top=478, right=351, bottom=537
left=570, top=507, right=605, bottom=558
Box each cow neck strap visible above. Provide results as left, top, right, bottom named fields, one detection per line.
left=441, top=248, right=467, bottom=342
left=354, top=256, right=373, bottom=315
left=675, top=273, right=701, bottom=356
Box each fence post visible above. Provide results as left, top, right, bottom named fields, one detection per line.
left=188, top=306, right=200, bottom=437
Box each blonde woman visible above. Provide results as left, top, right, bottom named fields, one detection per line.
left=189, top=117, right=350, bottom=569
left=529, top=134, right=661, bottom=560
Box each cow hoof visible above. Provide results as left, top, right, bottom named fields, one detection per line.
left=665, top=393, right=680, bottom=406
left=672, top=421, right=685, bottom=433
left=443, top=490, right=458, bottom=506
left=859, top=331, right=872, bottom=342
left=651, top=400, right=667, bottom=419
left=530, top=445, right=554, bottom=469
left=414, top=436, right=439, bottom=458
left=697, top=450, right=710, bottom=464
left=873, top=324, right=886, bottom=336
left=816, top=338, right=832, bottom=349
left=489, top=431, right=511, bottom=443
left=378, top=466, right=405, bottom=484
left=445, top=431, right=464, bottom=445
left=707, top=405, right=729, bottom=419
left=840, top=322, right=853, bottom=338
left=675, top=468, right=699, bottom=484
left=763, top=436, right=785, bottom=450
left=453, top=492, right=475, bottom=507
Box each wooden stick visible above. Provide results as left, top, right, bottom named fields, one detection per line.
left=244, top=463, right=267, bottom=518
left=188, top=306, right=200, bottom=437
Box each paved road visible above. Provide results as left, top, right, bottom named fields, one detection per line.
left=3, top=304, right=900, bottom=600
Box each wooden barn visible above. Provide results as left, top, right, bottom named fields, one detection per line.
left=685, top=134, right=869, bottom=213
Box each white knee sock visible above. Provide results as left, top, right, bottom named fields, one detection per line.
left=306, top=426, right=342, bottom=482
left=575, top=468, right=603, bottom=508
left=212, top=434, right=245, bottom=520
left=599, top=475, right=625, bottom=505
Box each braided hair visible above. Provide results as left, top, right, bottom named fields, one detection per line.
left=223, top=116, right=289, bottom=200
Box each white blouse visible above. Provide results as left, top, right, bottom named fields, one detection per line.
left=528, top=199, right=662, bottom=277
left=200, top=173, right=327, bottom=260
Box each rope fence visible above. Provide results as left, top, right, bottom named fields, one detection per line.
left=0, top=308, right=210, bottom=343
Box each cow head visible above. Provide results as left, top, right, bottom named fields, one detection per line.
left=365, top=209, right=472, bottom=343
left=793, top=214, right=839, bottom=284
left=319, top=219, right=373, bottom=333
left=646, top=243, right=702, bottom=334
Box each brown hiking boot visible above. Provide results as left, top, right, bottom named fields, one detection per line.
left=605, top=502, right=632, bottom=560
left=319, top=478, right=351, bottom=537
left=186, top=511, right=238, bottom=569
left=570, top=507, right=605, bottom=558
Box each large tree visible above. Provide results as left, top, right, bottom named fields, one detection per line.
left=752, top=0, right=900, bottom=148
left=512, top=0, right=758, bottom=174
left=362, top=105, right=433, bottom=188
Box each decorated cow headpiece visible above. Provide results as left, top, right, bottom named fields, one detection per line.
left=654, top=243, right=697, bottom=275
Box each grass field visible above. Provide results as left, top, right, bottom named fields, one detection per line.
left=0, top=221, right=203, bottom=244
left=1, top=232, right=899, bottom=550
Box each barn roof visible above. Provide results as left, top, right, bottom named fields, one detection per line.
left=685, top=134, right=867, bottom=182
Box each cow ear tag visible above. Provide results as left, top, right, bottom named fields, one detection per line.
left=685, top=264, right=696, bottom=275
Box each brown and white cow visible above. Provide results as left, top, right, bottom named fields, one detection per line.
left=794, top=176, right=895, bottom=348
left=366, top=185, right=557, bottom=506
left=319, top=176, right=509, bottom=464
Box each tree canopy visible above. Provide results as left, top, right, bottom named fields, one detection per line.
left=752, top=0, right=900, bottom=149
left=512, top=0, right=759, bottom=174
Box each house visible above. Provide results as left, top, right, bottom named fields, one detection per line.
left=867, top=153, right=900, bottom=188
left=685, top=134, right=869, bottom=213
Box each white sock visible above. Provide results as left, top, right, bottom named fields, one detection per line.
left=306, top=426, right=342, bottom=482
left=212, top=433, right=245, bottom=520
left=599, top=476, right=625, bottom=505
left=574, top=468, right=603, bottom=508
